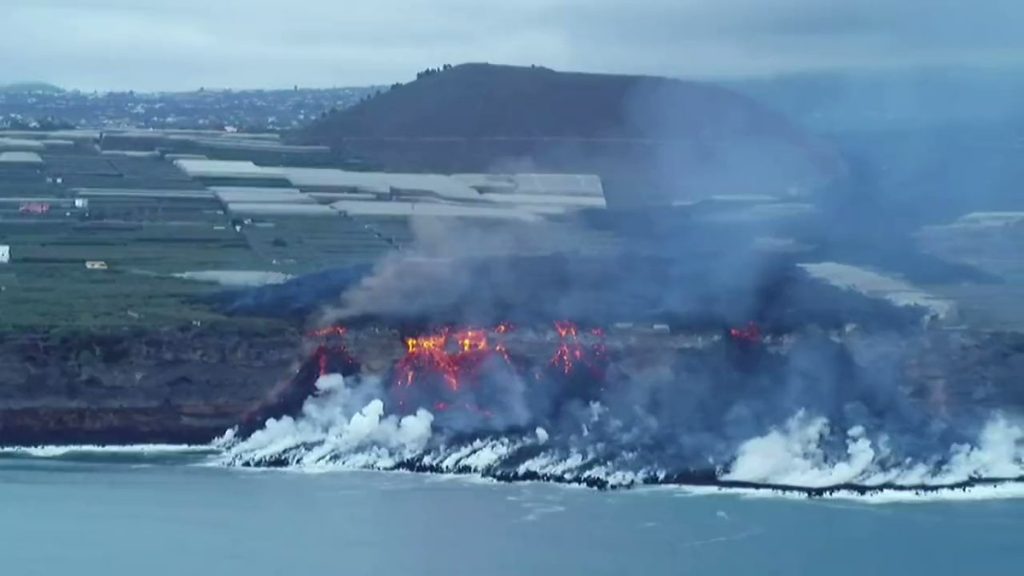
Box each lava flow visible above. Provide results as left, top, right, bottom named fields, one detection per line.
left=550, top=321, right=608, bottom=380
left=394, top=327, right=512, bottom=392
left=238, top=325, right=360, bottom=437
left=729, top=322, right=763, bottom=344
left=396, top=330, right=459, bottom=391
left=307, top=326, right=361, bottom=377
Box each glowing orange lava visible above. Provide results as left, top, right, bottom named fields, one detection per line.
left=307, top=325, right=359, bottom=377
left=550, top=321, right=607, bottom=378
left=394, top=326, right=514, bottom=394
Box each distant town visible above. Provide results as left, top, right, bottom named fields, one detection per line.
left=0, top=83, right=378, bottom=132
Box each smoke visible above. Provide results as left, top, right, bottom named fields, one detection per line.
left=622, top=77, right=844, bottom=203
left=239, top=298, right=1015, bottom=482
left=724, top=411, right=1024, bottom=488
left=221, top=62, right=1024, bottom=498
left=309, top=71, right=1003, bottom=333
left=222, top=360, right=1024, bottom=494
left=326, top=217, right=586, bottom=324
left=314, top=209, right=934, bottom=333
left=224, top=374, right=434, bottom=468
left=734, top=67, right=1024, bottom=229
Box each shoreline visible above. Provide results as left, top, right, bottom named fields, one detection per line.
left=3, top=442, right=1023, bottom=500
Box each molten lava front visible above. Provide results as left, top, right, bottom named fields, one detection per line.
left=248, top=322, right=614, bottom=426
left=307, top=326, right=361, bottom=378
left=397, top=331, right=457, bottom=391
left=233, top=317, right=677, bottom=439
left=550, top=321, right=607, bottom=379
left=390, top=326, right=520, bottom=415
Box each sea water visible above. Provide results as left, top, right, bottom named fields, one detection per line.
left=1, top=451, right=1022, bottom=576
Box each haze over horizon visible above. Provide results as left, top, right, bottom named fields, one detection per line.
left=3, top=0, right=1023, bottom=92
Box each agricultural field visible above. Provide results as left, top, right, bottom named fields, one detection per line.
left=0, top=213, right=400, bottom=330
left=0, top=133, right=399, bottom=331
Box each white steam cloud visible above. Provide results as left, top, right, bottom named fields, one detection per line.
left=724, top=411, right=1024, bottom=488
left=221, top=372, right=1024, bottom=498
left=222, top=374, right=434, bottom=469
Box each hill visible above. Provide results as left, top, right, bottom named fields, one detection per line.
left=299, top=64, right=842, bottom=206
left=0, top=82, right=64, bottom=94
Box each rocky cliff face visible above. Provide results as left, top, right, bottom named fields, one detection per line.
left=2, top=322, right=1023, bottom=448
left=0, top=326, right=303, bottom=445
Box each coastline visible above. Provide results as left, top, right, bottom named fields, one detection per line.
left=4, top=442, right=1024, bottom=502
left=0, top=323, right=303, bottom=445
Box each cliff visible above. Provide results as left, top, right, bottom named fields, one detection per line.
left=0, top=325, right=303, bottom=445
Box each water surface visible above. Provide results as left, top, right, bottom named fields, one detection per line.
left=1, top=458, right=1021, bottom=576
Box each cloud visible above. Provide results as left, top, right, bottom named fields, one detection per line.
left=1, top=0, right=1022, bottom=90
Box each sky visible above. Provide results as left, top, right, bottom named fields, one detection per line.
left=1, top=0, right=1022, bottom=91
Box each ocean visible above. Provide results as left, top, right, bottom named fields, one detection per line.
left=1, top=450, right=1022, bottom=576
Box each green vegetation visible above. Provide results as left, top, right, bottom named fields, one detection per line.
left=242, top=217, right=397, bottom=271
left=0, top=222, right=275, bottom=331
left=0, top=214, right=395, bottom=330
left=0, top=264, right=224, bottom=330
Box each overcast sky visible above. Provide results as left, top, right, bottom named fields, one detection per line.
left=1, top=0, right=1021, bottom=91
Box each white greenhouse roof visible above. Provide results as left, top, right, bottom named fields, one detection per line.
left=174, top=159, right=286, bottom=180
left=799, top=262, right=956, bottom=320
left=512, top=174, right=604, bottom=197
left=0, top=138, right=46, bottom=152
left=0, top=151, right=44, bottom=164
left=330, top=200, right=540, bottom=221
left=477, top=193, right=606, bottom=208
left=214, top=188, right=316, bottom=204
left=73, top=188, right=215, bottom=199
left=227, top=203, right=337, bottom=217
left=281, top=168, right=392, bottom=194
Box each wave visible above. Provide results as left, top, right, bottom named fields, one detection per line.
left=0, top=444, right=216, bottom=464
left=0, top=444, right=213, bottom=457
left=217, top=374, right=1024, bottom=498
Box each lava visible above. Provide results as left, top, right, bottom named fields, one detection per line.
left=397, top=330, right=459, bottom=391
left=550, top=321, right=608, bottom=379
left=390, top=324, right=521, bottom=418
left=307, top=325, right=360, bottom=377
left=395, top=326, right=513, bottom=393
left=251, top=321, right=615, bottom=432
left=730, top=322, right=763, bottom=344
